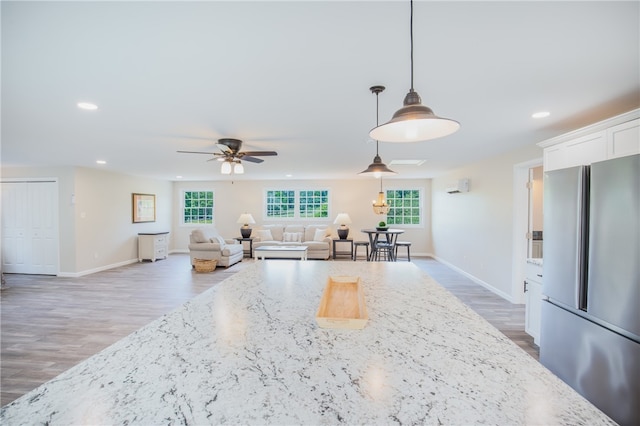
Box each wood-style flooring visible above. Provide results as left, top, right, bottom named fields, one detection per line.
left=1, top=255, right=538, bottom=406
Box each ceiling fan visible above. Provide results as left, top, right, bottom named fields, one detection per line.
left=177, top=138, right=278, bottom=174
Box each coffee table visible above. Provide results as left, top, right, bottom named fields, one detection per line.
left=254, top=246, right=308, bottom=261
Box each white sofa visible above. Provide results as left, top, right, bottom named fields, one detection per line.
left=252, top=224, right=333, bottom=260
left=188, top=228, right=244, bottom=268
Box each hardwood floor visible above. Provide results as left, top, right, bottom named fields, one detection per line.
left=1, top=254, right=537, bottom=407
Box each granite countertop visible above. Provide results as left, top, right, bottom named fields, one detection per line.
left=0, top=261, right=611, bottom=425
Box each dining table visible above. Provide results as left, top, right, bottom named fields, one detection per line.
left=360, top=228, right=404, bottom=261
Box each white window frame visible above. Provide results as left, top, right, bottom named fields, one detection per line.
left=263, top=188, right=330, bottom=221
left=385, top=188, right=423, bottom=227
left=181, top=189, right=214, bottom=226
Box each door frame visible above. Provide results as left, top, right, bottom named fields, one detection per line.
left=511, top=158, right=542, bottom=304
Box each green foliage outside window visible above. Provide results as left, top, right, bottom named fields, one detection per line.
left=183, top=191, right=214, bottom=224
left=386, top=189, right=421, bottom=225
left=299, top=190, right=329, bottom=218
left=266, top=190, right=296, bottom=218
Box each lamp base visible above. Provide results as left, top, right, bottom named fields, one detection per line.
left=240, top=227, right=252, bottom=238
left=337, top=228, right=349, bottom=240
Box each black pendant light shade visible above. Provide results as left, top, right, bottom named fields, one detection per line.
left=370, top=0, right=459, bottom=143
left=359, top=85, right=396, bottom=177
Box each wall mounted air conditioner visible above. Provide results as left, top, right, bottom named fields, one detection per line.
left=446, top=178, right=470, bottom=194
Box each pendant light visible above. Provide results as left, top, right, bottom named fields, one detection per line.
left=359, top=85, right=396, bottom=177
left=372, top=177, right=390, bottom=215
left=369, top=0, right=459, bottom=143
left=220, top=161, right=232, bottom=174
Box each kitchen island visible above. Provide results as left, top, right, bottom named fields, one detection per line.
left=0, top=261, right=613, bottom=424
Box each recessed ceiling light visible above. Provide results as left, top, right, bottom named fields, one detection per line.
left=77, top=102, right=98, bottom=110
left=96, top=160, right=106, bottom=165
left=285, top=174, right=293, bottom=178
left=176, top=176, right=183, bottom=179
left=532, top=111, right=550, bottom=119
left=389, top=159, right=426, bottom=166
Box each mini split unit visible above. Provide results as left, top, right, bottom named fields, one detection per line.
left=446, top=178, right=470, bottom=194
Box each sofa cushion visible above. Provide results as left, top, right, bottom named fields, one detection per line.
left=191, top=229, right=208, bottom=243
left=283, top=232, right=303, bottom=243
left=313, top=228, right=328, bottom=242
left=264, top=225, right=285, bottom=242
left=305, top=225, right=330, bottom=242
left=256, top=229, right=274, bottom=241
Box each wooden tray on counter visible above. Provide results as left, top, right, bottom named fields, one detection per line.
left=316, top=276, right=368, bottom=329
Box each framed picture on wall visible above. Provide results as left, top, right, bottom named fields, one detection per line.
left=132, top=193, right=156, bottom=223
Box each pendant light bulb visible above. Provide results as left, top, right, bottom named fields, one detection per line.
left=370, top=0, right=459, bottom=143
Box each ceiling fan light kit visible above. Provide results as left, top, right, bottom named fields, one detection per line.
left=370, top=0, right=459, bottom=143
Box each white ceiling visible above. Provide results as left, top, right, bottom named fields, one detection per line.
left=2, top=1, right=639, bottom=181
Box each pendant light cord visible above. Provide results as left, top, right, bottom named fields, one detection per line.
left=375, top=90, right=380, bottom=156
left=410, top=0, right=414, bottom=91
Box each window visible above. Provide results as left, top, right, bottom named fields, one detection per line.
left=266, top=190, right=295, bottom=218
left=386, top=189, right=421, bottom=225
left=265, top=189, right=330, bottom=219
left=299, top=190, right=329, bottom=218
left=183, top=190, right=214, bottom=224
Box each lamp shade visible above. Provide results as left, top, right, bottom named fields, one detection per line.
left=369, top=90, right=460, bottom=143
left=233, top=162, right=244, bottom=174
left=359, top=155, right=396, bottom=177
left=237, top=213, right=255, bottom=225
left=333, top=213, right=352, bottom=225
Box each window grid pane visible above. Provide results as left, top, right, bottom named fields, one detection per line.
left=299, top=190, right=329, bottom=218
left=183, top=191, right=214, bottom=224
left=385, top=189, right=420, bottom=225
left=266, top=190, right=296, bottom=218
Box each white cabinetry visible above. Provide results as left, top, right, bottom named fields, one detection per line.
left=539, top=110, right=639, bottom=171
left=608, top=119, right=640, bottom=159
left=525, top=261, right=543, bottom=345
left=138, top=232, right=169, bottom=262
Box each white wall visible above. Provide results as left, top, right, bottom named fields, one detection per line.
left=431, top=144, right=542, bottom=302
left=171, top=178, right=433, bottom=255
left=2, top=166, right=172, bottom=275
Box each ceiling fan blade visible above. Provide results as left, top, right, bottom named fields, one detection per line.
left=241, top=156, right=264, bottom=163
left=241, top=151, right=278, bottom=157
left=177, top=150, right=217, bottom=155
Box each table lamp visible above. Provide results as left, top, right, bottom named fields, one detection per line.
left=333, top=213, right=352, bottom=240
left=237, top=213, right=256, bottom=238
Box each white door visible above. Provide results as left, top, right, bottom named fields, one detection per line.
left=1, top=180, right=59, bottom=274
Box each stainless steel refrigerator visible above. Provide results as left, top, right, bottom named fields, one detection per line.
left=540, top=153, right=639, bottom=426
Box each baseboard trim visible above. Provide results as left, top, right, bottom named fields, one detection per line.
left=58, top=259, right=139, bottom=278
left=431, top=255, right=515, bottom=303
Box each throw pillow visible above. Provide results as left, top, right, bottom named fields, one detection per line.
left=192, top=229, right=207, bottom=243
left=210, top=235, right=226, bottom=246
left=313, top=228, right=327, bottom=242
left=256, top=229, right=274, bottom=241
left=283, top=232, right=302, bottom=243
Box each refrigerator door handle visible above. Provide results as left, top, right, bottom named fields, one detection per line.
left=575, top=167, right=589, bottom=311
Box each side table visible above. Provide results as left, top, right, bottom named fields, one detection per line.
left=332, top=238, right=354, bottom=259
left=235, top=237, right=255, bottom=258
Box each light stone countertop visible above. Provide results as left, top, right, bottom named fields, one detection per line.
left=0, top=261, right=612, bottom=425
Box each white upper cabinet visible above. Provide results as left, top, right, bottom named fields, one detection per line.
left=539, top=110, right=639, bottom=171
left=608, top=119, right=640, bottom=159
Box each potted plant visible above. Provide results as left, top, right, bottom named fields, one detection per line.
left=376, top=221, right=388, bottom=231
